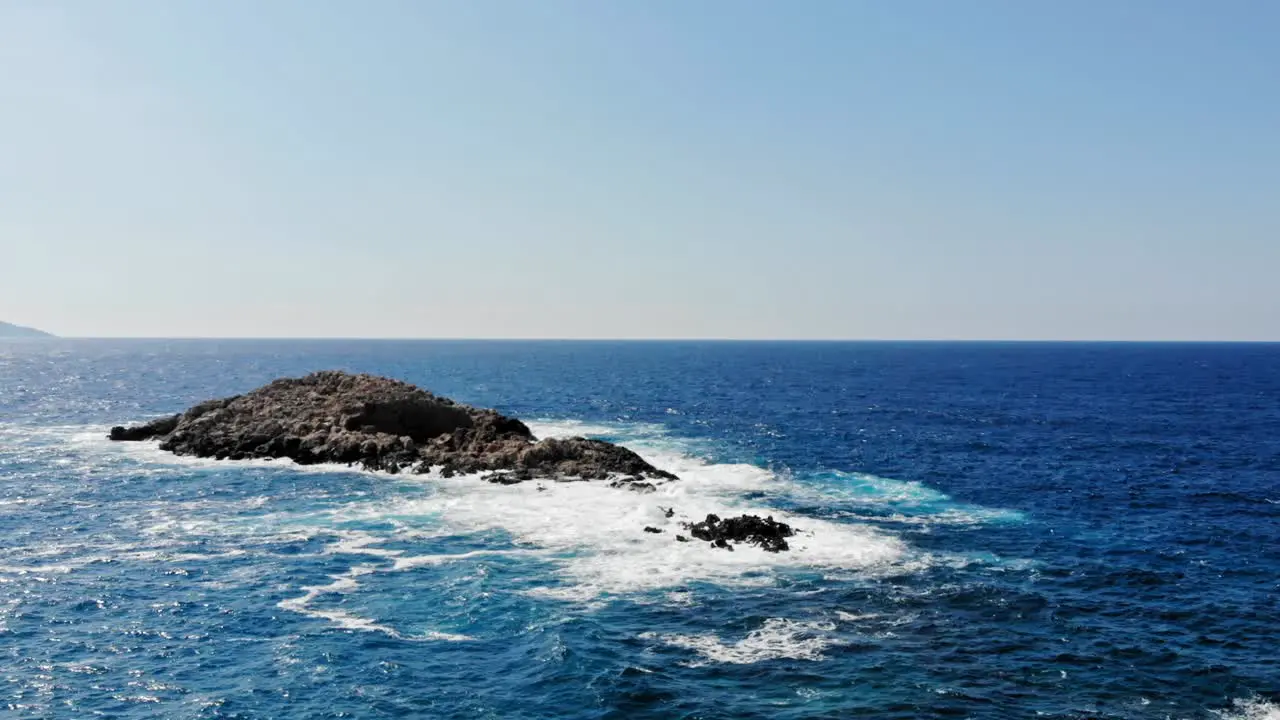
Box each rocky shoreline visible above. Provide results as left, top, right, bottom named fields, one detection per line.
left=110, top=371, right=796, bottom=551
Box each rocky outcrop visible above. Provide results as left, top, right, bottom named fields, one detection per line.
left=109, top=371, right=677, bottom=484
left=684, top=513, right=795, bottom=552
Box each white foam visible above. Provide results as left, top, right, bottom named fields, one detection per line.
left=199, top=418, right=918, bottom=598
left=0, top=562, right=77, bottom=576
left=784, top=470, right=1026, bottom=525
left=391, top=549, right=531, bottom=571
left=276, top=563, right=473, bottom=641
left=22, top=417, right=1019, bottom=604
left=166, top=549, right=248, bottom=563
left=834, top=610, right=880, bottom=622
left=528, top=419, right=670, bottom=442
left=112, top=439, right=370, bottom=476
left=284, top=605, right=403, bottom=638
left=378, top=456, right=908, bottom=597
left=323, top=530, right=406, bottom=559
left=1216, top=699, right=1280, bottom=720
left=0, top=537, right=242, bottom=576
left=825, top=471, right=950, bottom=505
left=641, top=618, right=843, bottom=666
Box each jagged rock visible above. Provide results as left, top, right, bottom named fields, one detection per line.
left=611, top=479, right=657, bottom=493
left=683, top=513, right=795, bottom=552
left=644, top=526, right=663, bottom=534
left=109, top=414, right=180, bottom=441
left=108, top=371, right=678, bottom=484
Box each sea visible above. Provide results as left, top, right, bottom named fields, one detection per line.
left=1, top=339, right=1277, bottom=719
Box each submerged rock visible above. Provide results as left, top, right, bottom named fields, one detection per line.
left=684, top=513, right=795, bottom=552
left=108, top=371, right=678, bottom=484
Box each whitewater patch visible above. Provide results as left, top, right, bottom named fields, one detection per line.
left=778, top=469, right=1026, bottom=526
left=345, top=455, right=910, bottom=597
left=641, top=618, right=844, bottom=666
left=9, top=418, right=1022, bottom=608
left=532, top=420, right=1023, bottom=526
left=117, top=418, right=918, bottom=602
left=1216, top=699, right=1280, bottom=720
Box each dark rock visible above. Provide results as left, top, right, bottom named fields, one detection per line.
left=483, top=472, right=525, bottom=485
left=107, top=371, right=678, bottom=485
left=610, top=478, right=659, bottom=494
left=643, top=526, right=663, bottom=534
left=109, top=414, right=180, bottom=441
left=675, top=535, right=689, bottom=542
left=683, top=513, right=795, bottom=552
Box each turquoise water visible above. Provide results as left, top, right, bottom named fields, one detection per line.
left=1, top=340, right=1277, bottom=718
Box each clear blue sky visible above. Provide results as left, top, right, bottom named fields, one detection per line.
left=2, top=1, right=1276, bottom=340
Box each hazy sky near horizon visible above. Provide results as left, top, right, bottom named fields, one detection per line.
left=2, top=1, right=1277, bottom=340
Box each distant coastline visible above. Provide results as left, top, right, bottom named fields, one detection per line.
left=0, top=321, right=55, bottom=338
left=21, top=337, right=1279, bottom=344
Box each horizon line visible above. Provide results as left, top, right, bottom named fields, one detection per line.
left=14, top=336, right=1280, bottom=344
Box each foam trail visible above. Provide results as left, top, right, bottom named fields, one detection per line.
left=277, top=564, right=474, bottom=641
left=392, top=549, right=533, bottom=571
left=323, top=530, right=408, bottom=558
left=0, top=562, right=78, bottom=576
left=834, top=610, right=880, bottom=622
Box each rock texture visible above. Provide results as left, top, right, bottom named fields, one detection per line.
left=684, top=513, right=795, bottom=552
left=109, top=371, right=677, bottom=484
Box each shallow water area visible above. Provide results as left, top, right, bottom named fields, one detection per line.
left=1, top=339, right=1277, bottom=718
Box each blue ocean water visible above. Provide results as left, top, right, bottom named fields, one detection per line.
left=1, top=340, right=1278, bottom=719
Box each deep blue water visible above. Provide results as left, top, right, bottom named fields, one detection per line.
left=2, top=340, right=1278, bottom=719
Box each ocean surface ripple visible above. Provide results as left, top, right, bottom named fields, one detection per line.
left=1, top=340, right=1277, bottom=718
